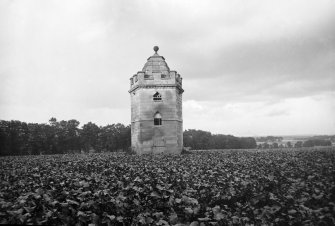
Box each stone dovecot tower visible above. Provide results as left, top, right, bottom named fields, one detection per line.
left=129, top=46, right=184, bottom=154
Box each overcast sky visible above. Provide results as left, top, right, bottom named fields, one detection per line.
left=1, top=0, right=334, bottom=136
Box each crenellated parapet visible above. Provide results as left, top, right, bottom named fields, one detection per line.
left=129, top=70, right=183, bottom=94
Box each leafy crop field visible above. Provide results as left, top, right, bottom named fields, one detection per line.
left=1, top=148, right=335, bottom=225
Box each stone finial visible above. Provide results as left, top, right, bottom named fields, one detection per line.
left=153, top=46, right=159, bottom=54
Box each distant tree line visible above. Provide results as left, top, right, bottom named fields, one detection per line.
left=0, top=119, right=259, bottom=156
left=294, top=139, right=332, bottom=148
left=258, top=139, right=332, bottom=149
left=183, top=129, right=257, bottom=150
left=0, top=118, right=130, bottom=156
left=2, top=118, right=330, bottom=156
left=255, top=136, right=283, bottom=143
left=309, top=135, right=335, bottom=143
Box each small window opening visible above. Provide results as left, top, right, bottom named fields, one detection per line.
left=154, top=112, right=162, bottom=126
left=153, top=92, right=162, bottom=101
left=144, top=74, right=150, bottom=79
left=161, top=74, right=166, bottom=79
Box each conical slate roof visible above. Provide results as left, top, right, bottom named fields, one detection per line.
left=142, top=46, right=170, bottom=73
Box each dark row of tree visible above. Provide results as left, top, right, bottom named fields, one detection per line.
left=255, top=136, right=283, bottom=143
left=256, top=135, right=335, bottom=144
left=2, top=118, right=330, bottom=156
left=294, top=139, right=332, bottom=148
left=258, top=139, right=332, bottom=149
left=0, top=118, right=130, bottom=156
left=183, top=129, right=257, bottom=150
left=310, top=135, right=335, bottom=143
left=0, top=119, right=259, bottom=156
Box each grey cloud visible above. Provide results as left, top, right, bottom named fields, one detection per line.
left=265, top=109, right=290, bottom=117
left=180, top=16, right=335, bottom=103
left=1, top=0, right=334, bottom=135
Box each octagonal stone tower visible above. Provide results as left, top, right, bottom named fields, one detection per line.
left=129, top=46, right=184, bottom=154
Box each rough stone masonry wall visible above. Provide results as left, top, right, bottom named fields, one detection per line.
left=131, top=87, right=182, bottom=154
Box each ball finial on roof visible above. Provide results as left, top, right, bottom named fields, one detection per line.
left=153, top=46, right=159, bottom=53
